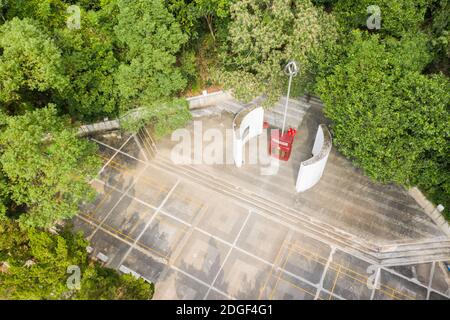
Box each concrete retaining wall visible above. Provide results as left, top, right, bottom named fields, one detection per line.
left=78, top=119, right=120, bottom=136
left=409, top=187, right=450, bottom=236
left=187, top=90, right=233, bottom=109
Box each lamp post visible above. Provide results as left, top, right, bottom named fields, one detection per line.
left=281, top=61, right=299, bottom=135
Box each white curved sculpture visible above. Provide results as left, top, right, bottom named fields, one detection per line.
left=296, top=124, right=332, bottom=192
left=233, top=104, right=264, bottom=167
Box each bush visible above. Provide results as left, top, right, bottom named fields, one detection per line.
left=218, top=0, right=338, bottom=106
left=333, top=0, right=428, bottom=37
left=0, top=220, right=154, bottom=300
left=317, top=31, right=450, bottom=218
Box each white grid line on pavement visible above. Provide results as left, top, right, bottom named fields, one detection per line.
left=92, top=135, right=134, bottom=180
left=93, top=136, right=382, bottom=268
left=92, top=137, right=146, bottom=165
left=92, top=173, right=434, bottom=300
left=88, top=137, right=450, bottom=300
left=203, top=209, right=253, bottom=299
left=426, top=261, right=436, bottom=300
left=379, top=265, right=449, bottom=298
left=170, top=265, right=235, bottom=300
left=370, top=266, right=381, bottom=300
left=85, top=178, right=345, bottom=299
left=315, top=247, right=336, bottom=300
left=77, top=213, right=168, bottom=265
left=116, top=178, right=181, bottom=269
left=89, top=162, right=149, bottom=241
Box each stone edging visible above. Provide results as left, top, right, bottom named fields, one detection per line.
left=408, top=187, right=450, bottom=237
left=186, top=90, right=233, bottom=109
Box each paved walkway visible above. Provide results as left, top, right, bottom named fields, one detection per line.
left=73, top=113, right=450, bottom=299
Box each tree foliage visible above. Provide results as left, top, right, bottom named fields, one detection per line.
left=0, top=106, right=101, bottom=227
left=114, top=0, right=188, bottom=113
left=217, top=0, right=337, bottom=106
left=165, top=0, right=232, bottom=39
left=333, top=0, right=429, bottom=37
left=317, top=31, right=449, bottom=200
left=0, top=220, right=154, bottom=300
left=56, top=9, right=119, bottom=119
left=120, top=98, right=192, bottom=137
left=0, top=18, right=67, bottom=109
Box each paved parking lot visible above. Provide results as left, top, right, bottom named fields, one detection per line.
left=73, top=132, right=450, bottom=300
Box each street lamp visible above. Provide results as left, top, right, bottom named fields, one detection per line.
left=281, top=61, right=299, bottom=135
left=269, top=61, right=299, bottom=162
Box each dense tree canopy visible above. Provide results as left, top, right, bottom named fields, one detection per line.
left=333, top=0, right=429, bottom=36
left=0, top=220, right=154, bottom=300
left=217, top=0, right=338, bottom=106
left=165, top=0, right=231, bottom=39
left=114, top=0, right=188, bottom=113
left=0, top=1, right=449, bottom=301
left=0, top=18, right=67, bottom=111
left=0, top=106, right=101, bottom=227
left=317, top=31, right=449, bottom=187
left=56, top=10, right=119, bottom=119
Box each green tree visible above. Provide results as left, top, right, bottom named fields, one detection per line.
left=114, top=0, right=188, bottom=113
left=317, top=31, right=449, bottom=203
left=0, top=220, right=154, bottom=300
left=0, top=18, right=67, bottom=111
left=0, top=106, right=101, bottom=227
left=120, top=98, right=192, bottom=137
left=191, top=0, right=231, bottom=41
left=165, top=0, right=232, bottom=40
left=333, top=0, right=428, bottom=37
left=426, top=0, right=450, bottom=75
left=217, top=0, right=337, bottom=106
left=3, top=0, right=67, bottom=29
left=55, top=9, right=119, bottom=120
left=1, top=1, right=120, bottom=120
left=76, top=265, right=153, bottom=300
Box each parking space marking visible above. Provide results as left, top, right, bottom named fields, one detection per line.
left=82, top=190, right=346, bottom=300
left=170, top=265, right=234, bottom=300
left=204, top=209, right=253, bottom=299
left=379, top=266, right=441, bottom=299
left=273, top=276, right=317, bottom=300
left=426, top=262, right=436, bottom=300
left=143, top=214, right=190, bottom=257
left=288, top=248, right=408, bottom=300
left=89, top=162, right=149, bottom=241
left=78, top=213, right=169, bottom=265
left=329, top=265, right=341, bottom=299
left=288, top=243, right=416, bottom=300
left=315, top=247, right=336, bottom=300
left=262, top=242, right=415, bottom=300
left=101, top=155, right=172, bottom=197
left=79, top=212, right=170, bottom=260
left=116, top=179, right=181, bottom=268
left=370, top=266, right=381, bottom=300
left=92, top=135, right=133, bottom=180
left=270, top=249, right=292, bottom=300
left=92, top=135, right=145, bottom=164
left=86, top=182, right=119, bottom=219
left=84, top=183, right=424, bottom=301
left=81, top=137, right=450, bottom=300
